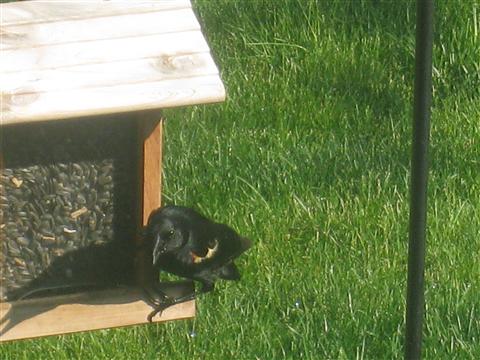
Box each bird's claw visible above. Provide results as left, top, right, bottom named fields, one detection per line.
left=142, top=284, right=169, bottom=306
left=147, top=298, right=175, bottom=322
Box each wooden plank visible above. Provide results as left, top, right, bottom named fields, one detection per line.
left=0, top=0, right=191, bottom=26
left=1, top=52, right=218, bottom=93
left=135, top=114, right=163, bottom=288
left=1, top=31, right=210, bottom=73
left=1, top=75, right=226, bottom=125
left=0, top=0, right=225, bottom=125
left=0, top=284, right=195, bottom=342
left=142, top=119, right=163, bottom=225
left=1, top=8, right=200, bottom=50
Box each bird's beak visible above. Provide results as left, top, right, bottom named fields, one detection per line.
left=152, top=237, right=166, bottom=265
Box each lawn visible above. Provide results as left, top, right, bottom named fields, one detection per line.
left=1, top=0, right=479, bottom=358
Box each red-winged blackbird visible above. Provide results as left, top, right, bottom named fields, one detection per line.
left=144, top=205, right=252, bottom=321
left=4, top=205, right=251, bottom=323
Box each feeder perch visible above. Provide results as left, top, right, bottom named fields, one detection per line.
left=0, top=0, right=225, bottom=341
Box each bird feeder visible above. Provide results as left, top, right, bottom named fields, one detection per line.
left=0, top=0, right=225, bottom=341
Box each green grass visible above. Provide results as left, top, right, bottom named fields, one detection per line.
left=2, top=0, right=479, bottom=358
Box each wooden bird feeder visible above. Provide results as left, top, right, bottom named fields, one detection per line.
left=0, top=0, right=225, bottom=341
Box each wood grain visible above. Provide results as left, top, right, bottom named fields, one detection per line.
left=1, top=8, right=200, bottom=50
left=142, top=119, right=163, bottom=225
left=1, top=53, right=218, bottom=93
left=0, top=0, right=191, bottom=26
left=135, top=115, right=163, bottom=287
left=0, top=285, right=195, bottom=342
left=0, top=0, right=226, bottom=125
left=1, top=31, right=210, bottom=73
left=1, top=75, right=225, bottom=124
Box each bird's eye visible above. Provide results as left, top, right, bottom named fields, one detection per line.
left=161, top=229, right=175, bottom=240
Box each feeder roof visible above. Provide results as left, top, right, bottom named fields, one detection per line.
left=0, top=0, right=225, bottom=125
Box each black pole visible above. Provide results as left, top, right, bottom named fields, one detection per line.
left=405, top=0, right=434, bottom=359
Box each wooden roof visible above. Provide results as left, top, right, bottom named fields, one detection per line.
left=0, top=0, right=225, bottom=125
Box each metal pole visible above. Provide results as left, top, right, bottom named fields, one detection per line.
left=405, top=0, right=434, bottom=359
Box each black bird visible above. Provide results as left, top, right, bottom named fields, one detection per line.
left=143, top=205, right=252, bottom=321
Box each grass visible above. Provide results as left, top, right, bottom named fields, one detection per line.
left=2, top=0, right=479, bottom=358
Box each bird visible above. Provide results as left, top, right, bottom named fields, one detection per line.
left=4, top=205, right=251, bottom=323
left=143, top=205, right=252, bottom=321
